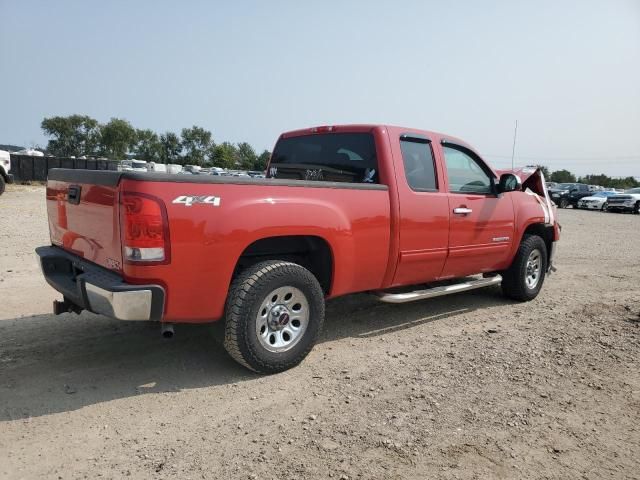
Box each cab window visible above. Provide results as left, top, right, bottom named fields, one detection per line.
left=400, top=137, right=438, bottom=191
left=443, top=146, right=493, bottom=194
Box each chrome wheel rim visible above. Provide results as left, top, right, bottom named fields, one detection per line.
left=525, top=249, right=542, bottom=289
left=256, top=286, right=309, bottom=353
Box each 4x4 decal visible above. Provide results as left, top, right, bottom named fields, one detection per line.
left=172, top=195, right=221, bottom=207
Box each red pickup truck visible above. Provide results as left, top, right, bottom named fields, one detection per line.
left=37, top=125, right=559, bottom=373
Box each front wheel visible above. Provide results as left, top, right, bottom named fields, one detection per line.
left=601, top=202, right=608, bottom=211
left=634, top=202, right=640, bottom=215
left=224, top=260, right=325, bottom=374
left=501, top=235, right=548, bottom=301
left=559, top=198, right=569, bottom=209
left=0, top=175, right=5, bottom=196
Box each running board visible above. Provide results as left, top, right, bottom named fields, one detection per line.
left=375, top=275, right=502, bottom=304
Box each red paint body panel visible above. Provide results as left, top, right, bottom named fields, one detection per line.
left=43, top=124, right=559, bottom=324
left=46, top=181, right=123, bottom=270
left=119, top=179, right=391, bottom=322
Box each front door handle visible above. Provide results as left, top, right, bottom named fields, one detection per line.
left=453, top=207, right=472, bottom=215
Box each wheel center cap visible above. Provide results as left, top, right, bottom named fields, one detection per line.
left=269, top=306, right=290, bottom=330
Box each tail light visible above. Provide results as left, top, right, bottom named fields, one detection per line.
left=120, top=192, right=170, bottom=264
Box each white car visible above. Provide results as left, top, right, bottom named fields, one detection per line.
left=576, top=191, right=618, bottom=211
left=0, top=149, right=13, bottom=195
left=607, top=188, right=640, bottom=214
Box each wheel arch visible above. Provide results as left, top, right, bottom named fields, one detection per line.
left=233, top=235, right=334, bottom=294
left=520, top=222, right=554, bottom=265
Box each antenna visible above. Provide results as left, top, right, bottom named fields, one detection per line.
left=511, top=119, right=518, bottom=170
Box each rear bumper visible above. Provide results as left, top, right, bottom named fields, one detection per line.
left=36, top=246, right=165, bottom=321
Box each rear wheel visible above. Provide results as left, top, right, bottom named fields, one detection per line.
left=501, top=235, right=547, bottom=301
left=224, top=260, right=325, bottom=374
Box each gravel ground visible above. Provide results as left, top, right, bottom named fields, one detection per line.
left=0, top=184, right=638, bottom=480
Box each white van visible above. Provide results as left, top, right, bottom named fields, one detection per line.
left=0, top=150, right=13, bottom=195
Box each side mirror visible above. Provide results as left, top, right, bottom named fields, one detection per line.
left=498, top=173, right=520, bottom=193
left=570, top=188, right=578, bottom=193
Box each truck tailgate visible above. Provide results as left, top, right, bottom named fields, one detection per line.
left=46, top=173, right=123, bottom=272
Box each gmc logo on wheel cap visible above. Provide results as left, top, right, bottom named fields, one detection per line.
left=172, top=195, right=221, bottom=207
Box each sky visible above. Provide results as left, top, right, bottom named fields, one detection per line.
left=1, top=0, right=639, bottom=177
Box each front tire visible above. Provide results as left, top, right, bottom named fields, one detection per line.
left=224, top=260, right=325, bottom=374
left=501, top=235, right=547, bottom=301
left=634, top=202, right=640, bottom=215
left=0, top=175, right=5, bottom=196
left=559, top=198, right=569, bottom=209
left=601, top=202, right=608, bottom=211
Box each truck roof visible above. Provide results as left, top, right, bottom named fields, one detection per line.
left=280, top=124, right=473, bottom=149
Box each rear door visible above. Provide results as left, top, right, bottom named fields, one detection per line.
left=439, top=143, right=514, bottom=279
left=391, top=133, right=450, bottom=286
left=46, top=171, right=123, bottom=272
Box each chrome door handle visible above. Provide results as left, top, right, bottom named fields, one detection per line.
left=453, top=207, right=473, bottom=215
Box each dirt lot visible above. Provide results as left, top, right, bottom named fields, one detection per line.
left=0, top=184, right=638, bottom=480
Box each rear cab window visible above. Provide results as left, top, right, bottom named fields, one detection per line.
left=399, top=135, right=438, bottom=191
left=269, top=133, right=378, bottom=184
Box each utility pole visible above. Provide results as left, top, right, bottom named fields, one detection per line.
left=511, top=119, right=518, bottom=170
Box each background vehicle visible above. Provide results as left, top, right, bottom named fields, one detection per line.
left=0, top=149, right=14, bottom=195
left=147, top=162, right=167, bottom=173
left=576, top=191, right=618, bottom=211
left=548, top=183, right=592, bottom=208
left=119, top=159, right=148, bottom=172
left=36, top=124, right=560, bottom=373
left=607, top=187, right=640, bottom=214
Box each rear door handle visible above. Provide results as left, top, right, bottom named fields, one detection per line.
left=453, top=207, right=472, bottom=215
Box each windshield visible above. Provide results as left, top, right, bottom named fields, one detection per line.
left=270, top=133, right=378, bottom=183
left=557, top=183, right=575, bottom=190
left=625, top=187, right=640, bottom=194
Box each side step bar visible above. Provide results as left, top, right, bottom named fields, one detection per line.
left=375, top=275, right=502, bottom=304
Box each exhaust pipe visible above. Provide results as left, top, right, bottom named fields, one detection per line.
left=161, top=323, right=174, bottom=339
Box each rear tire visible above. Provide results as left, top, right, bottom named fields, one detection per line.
left=501, top=235, right=547, bottom=301
left=0, top=175, right=5, bottom=196
left=224, top=260, right=325, bottom=374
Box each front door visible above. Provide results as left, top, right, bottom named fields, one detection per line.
left=440, top=143, right=515, bottom=279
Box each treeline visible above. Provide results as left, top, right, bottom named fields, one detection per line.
left=40, top=115, right=270, bottom=170
left=538, top=166, right=639, bottom=189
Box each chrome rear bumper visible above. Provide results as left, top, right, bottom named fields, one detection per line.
left=36, top=246, right=164, bottom=321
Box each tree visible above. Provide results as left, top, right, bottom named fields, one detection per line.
left=99, top=118, right=137, bottom=159
left=181, top=126, right=212, bottom=166
left=41, top=114, right=100, bottom=157
left=211, top=142, right=238, bottom=169
left=236, top=142, right=257, bottom=170
left=549, top=169, right=576, bottom=183
left=159, top=132, right=183, bottom=164
left=254, top=150, right=271, bottom=171
left=133, top=129, right=162, bottom=162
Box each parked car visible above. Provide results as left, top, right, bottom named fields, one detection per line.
left=606, top=188, right=640, bottom=214
left=548, top=183, right=592, bottom=208
left=576, top=191, right=618, bottom=211
left=0, top=149, right=14, bottom=195
left=36, top=124, right=560, bottom=373
left=119, top=160, right=148, bottom=172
